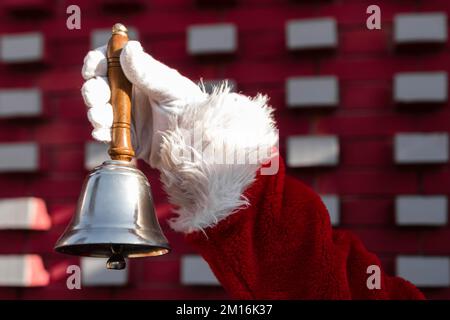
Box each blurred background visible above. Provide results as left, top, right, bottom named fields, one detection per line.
left=0, top=0, right=449, bottom=299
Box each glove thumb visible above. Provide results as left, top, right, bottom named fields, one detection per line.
left=120, top=41, right=206, bottom=105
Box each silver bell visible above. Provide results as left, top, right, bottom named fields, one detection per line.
left=55, top=23, right=170, bottom=269
left=54, top=161, right=170, bottom=269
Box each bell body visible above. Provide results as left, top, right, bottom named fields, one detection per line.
left=54, top=160, right=170, bottom=260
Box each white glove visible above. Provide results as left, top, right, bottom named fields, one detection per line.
left=81, top=40, right=207, bottom=168
left=82, top=40, right=278, bottom=233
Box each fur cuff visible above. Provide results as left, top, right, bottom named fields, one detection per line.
left=159, top=84, right=278, bottom=233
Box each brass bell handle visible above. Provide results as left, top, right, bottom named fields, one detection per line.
left=106, top=23, right=135, bottom=162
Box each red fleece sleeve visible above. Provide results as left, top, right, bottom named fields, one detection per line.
left=186, top=159, right=425, bottom=300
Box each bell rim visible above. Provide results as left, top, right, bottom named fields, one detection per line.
left=54, top=242, right=171, bottom=258
left=54, top=226, right=171, bottom=258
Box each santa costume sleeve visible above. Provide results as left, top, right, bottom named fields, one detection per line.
left=157, top=85, right=425, bottom=300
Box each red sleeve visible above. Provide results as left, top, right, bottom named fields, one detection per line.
left=186, top=159, right=425, bottom=300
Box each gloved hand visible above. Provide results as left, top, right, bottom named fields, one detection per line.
left=81, top=40, right=207, bottom=168
left=81, top=40, right=278, bottom=233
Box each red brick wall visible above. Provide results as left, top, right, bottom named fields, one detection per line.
left=0, top=0, right=449, bottom=299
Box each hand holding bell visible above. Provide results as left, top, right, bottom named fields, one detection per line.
left=55, top=24, right=171, bottom=270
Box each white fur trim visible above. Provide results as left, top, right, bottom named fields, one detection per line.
left=159, top=84, right=278, bottom=233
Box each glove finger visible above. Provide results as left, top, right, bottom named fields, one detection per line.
left=81, top=76, right=111, bottom=108
left=121, top=41, right=206, bottom=105
left=82, top=45, right=107, bottom=80
left=92, top=128, right=111, bottom=142
left=87, top=103, right=113, bottom=129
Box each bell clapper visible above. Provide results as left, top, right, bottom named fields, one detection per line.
left=107, top=244, right=126, bottom=270
left=107, top=254, right=126, bottom=270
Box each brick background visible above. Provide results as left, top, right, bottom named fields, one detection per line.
left=0, top=0, right=449, bottom=299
